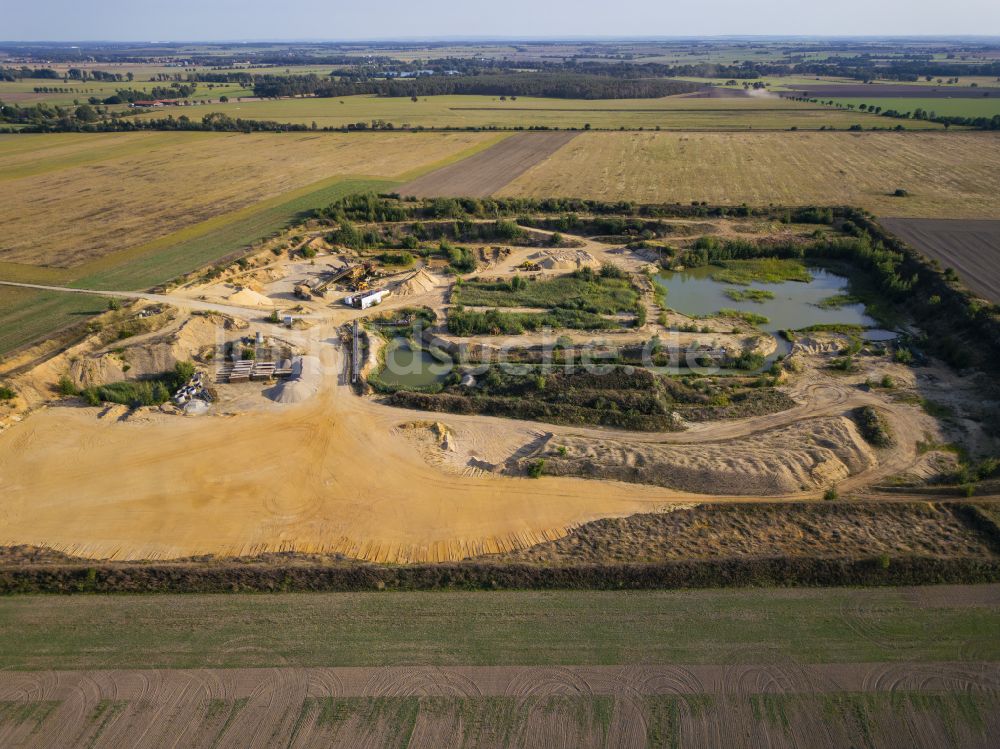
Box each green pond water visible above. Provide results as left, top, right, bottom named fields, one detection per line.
left=376, top=339, right=452, bottom=389
left=654, top=266, right=878, bottom=335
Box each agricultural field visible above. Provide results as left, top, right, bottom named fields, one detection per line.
left=880, top=218, right=1000, bottom=303
left=0, top=587, right=997, bottom=747
left=399, top=131, right=576, bottom=197
left=498, top=131, right=1000, bottom=218
left=823, top=97, right=1000, bottom=119
left=0, top=130, right=503, bottom=354
left=128, top=92, right=940, bottom=131
left=0, top=131, right=502, bottom=272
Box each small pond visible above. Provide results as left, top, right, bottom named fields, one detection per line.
left=376, top=339, right=452, bottom=389
left=654, top=265, right=894, bottom=364
left=654, top=266, right=878, bottom=335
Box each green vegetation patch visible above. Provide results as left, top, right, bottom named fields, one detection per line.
left=724, top=288, right=775, bottom=303
left=454, top=268, right=639, bottom=314
left=717, top=308, right=770, bottom=326
left=815, top=293, right=862, bottom=310
left=447, top=307, right=620, bottom=335
left=711, top=258, right=812, bottom=285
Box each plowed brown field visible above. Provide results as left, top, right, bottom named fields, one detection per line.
left=1, top=665, right=997, bottom=748
left=881, top=218, right=1000, bottom=303
left=398, top=131, right=578, bottom=197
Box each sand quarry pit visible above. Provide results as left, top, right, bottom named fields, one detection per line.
left=0, top=356, right=903, bottom=563
left=0, top=350, right=682, bottom=563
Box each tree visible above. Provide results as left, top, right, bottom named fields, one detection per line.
left=74, top=104, right=99, bottom=123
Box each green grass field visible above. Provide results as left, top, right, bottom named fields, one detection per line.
left=130, top=93, right=943, bottom=131
left=0, top=587, right=996, bottom=670
left=825, top=97, right=1000, bottom=119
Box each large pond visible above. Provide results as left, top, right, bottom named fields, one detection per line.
left=376, top=339, right=452, bottom=389
left=654, top=266, right=877, bottom=336
left=653, top=265, right=893, bottom=365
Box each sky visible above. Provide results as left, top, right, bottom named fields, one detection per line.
left=4, top=0, right=1000, bottom=41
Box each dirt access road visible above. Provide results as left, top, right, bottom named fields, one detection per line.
left=397, top=131, right=578, bottom=197
left=880, top=218, right=1000, bottom=304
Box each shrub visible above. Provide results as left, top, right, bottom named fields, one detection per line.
left=57, top=375, right=78, bottom=397
left=823, top=486, right=839, bottom=501
left=894, top=347, right=913, bottom=364
left=527, top=459, right=546, bottom=479
left=0, top=386, right=16, bottom=401
left=855, top=406, right=894, bottom=448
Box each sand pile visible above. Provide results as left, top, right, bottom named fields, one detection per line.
left=524, top=416, right=876, bottom=496
left=226, top=287, right=275, bottom=308
left=268, top=356, right=322, bottom=404
left=529, top=250, right=597, bottom=270
left=398, top=268, right=442, bottom=296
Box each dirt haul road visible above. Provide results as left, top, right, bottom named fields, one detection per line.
left=397, top=131, right=578, bottom=198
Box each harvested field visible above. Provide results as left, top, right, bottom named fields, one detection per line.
left=398, top=131, right=577, bottom=198
left=498, top=131, right=1000, bottom=218
left=486, top=503, right=999, bottom=564
left=128, top=93, right=923, bottom=131
left=0, top=131, right=500, bottom=270
left=880, top=218, right=1000, bottom=304
left=0, top=667, right=998, bottom=748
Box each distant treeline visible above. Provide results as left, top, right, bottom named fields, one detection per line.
left=0, top=66, right=132, bottom=82
left=252, top=72, right=699, bottom=100
left=786, top=96, right=1000, bottom=131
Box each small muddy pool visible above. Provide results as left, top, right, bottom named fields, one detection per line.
left=376, top=339, right=452, bottom=389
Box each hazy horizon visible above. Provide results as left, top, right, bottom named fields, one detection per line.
left=5, top=0, right=1000, bottom=43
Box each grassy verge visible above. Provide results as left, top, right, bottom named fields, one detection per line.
left=0, top=288, right=109, bottom=357
left=0, top=587, right=996, bottom=670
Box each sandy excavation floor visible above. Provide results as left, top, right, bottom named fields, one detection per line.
left=0, top=224, right=976, bottom=564
left=0, top=329, right=937, bottom=563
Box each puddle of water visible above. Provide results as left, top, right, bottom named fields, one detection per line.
left=376, top=339, right=452, bottom=389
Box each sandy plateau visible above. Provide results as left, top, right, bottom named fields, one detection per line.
left=0, top=220, right=989, bottom=564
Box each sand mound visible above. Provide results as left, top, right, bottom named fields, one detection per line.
left=528, top=249, right=597, bottom=270
left=267, top=356, right=322, bottom=404
left=226, top=287, right=274, bottom=308
left=524, top=416, right=876, bottom=496
left=398, top=268, right=442, bottom=296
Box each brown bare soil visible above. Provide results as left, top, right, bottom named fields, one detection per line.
left=1, top=665, right=998, bottom=748
left=880, top=218, right=1000, bottom=303
left=397, top=131, right=578, bottom=197
left=483, top=503, right=999, bottom=565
